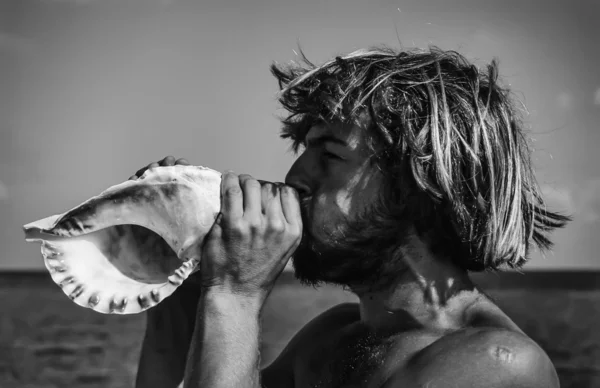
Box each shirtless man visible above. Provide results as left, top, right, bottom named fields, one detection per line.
left=133, top=47, right=570, bottom=388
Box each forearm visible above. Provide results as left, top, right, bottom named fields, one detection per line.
left=184, top=289, right=264, bottom=388
left=136, top=284, right=201, bottom=388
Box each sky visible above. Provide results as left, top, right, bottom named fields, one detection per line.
left=1, top=0, right=599, bottom=270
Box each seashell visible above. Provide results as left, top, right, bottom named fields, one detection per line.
left=23, top=165, right=222, bottom=314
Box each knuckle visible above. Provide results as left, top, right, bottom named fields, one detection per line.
left=221, top=171, right=236, bottom=182
left=247, top=218, right=263, bottom=231
left=243, top=178, right=261, bottom=190
left=222, top=172, right=238, bottom=186
left=268, top=220, right=285, bottom=233
left=287, top=224, right=302, bottom=238
left=224, top=185, right=242, bottom=197
left=226, top=219, right=247, bottom=235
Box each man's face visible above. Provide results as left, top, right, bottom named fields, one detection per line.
left=284, top=121, right=398, bottom=287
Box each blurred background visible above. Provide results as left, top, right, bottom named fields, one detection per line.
left=0, top=0, right=598, bottom=387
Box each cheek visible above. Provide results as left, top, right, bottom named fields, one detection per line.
left=332, top=169, right=369, bottom=216
left=334, top=191, right=352, bottom=215
left=307, top=194, right=344, bottom=236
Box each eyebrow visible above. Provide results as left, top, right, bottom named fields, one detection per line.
left=304, top=135, right=349, bottom=148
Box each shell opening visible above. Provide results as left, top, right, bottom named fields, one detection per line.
left=25, top=224, right=198, bottom=314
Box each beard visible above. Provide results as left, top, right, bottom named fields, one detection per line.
left=291, top=195, right=413, bottom=292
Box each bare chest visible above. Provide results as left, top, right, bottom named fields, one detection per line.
left=293, top=328, right=441, bottom=388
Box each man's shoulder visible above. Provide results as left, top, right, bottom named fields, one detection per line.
left=277, top=302, right=360, bottom=356
left=385, top=327, right=559, bottom=388
left=261, top=303, right=360, bottom=386
left=312, top=302, right=361, bottom=326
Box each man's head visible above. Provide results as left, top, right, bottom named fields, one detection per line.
left=273, top=46, right=570, bottom=288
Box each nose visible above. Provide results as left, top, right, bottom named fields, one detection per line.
left=284, top=156, right=312, bottom=197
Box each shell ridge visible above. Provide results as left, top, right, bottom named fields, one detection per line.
left=23, top=165, right=222, bottom=315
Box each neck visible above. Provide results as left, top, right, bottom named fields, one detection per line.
left=350, top=234, right=482, bottom=333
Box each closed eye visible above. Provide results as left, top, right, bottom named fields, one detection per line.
left=323, top=150, right=343, bottom=160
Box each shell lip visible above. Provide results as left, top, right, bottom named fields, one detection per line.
left=38, top=232, right=201, bottom=315
left=24, top=228, right=60, bottom=237
left=22, top=214, right=62, bottom=239
left=23, top=228, right=62, bottom=243
left=21, top=164, right=222, bottom=314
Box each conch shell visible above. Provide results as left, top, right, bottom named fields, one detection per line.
left=23, top=165, right=222, bottom=314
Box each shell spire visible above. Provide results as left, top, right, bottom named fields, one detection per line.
left=23, top=165, right=222, bottom=314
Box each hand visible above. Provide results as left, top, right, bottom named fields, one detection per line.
left=199, top=172, right=302, bottom=298
left=129, top=155, right=190, bottom=180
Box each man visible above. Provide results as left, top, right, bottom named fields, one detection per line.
left=133, top=47, right=569, bottom=388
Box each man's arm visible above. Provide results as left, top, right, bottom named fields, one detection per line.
left=183, top=296, right=360, bottom=388
left=184, top=290, right=263, bottom=387
left=136, top=283, right=288, bottom=388
left=135, top=284, right=202, bottom=388
left=181, top=172, right=302, bottom=388
left=133, top=163, right=301, bottom=388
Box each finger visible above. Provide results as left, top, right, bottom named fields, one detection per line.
left=261, top=182, right=283, bottom=220
left=238, top=174, right=261, bottom=218
left=221, top=172, right=243, bottom=222
left=280, top=185, right=302, bottom=225
left=160, top=156, right=176, bottom=166
left=134, top=165, right=149, bottom=178
left=175, top=158, right=190, bottom=166
left=132, top=161, right=160, bottom=180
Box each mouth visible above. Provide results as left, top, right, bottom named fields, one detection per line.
left=299, top=196, right=313, bottom=225
left=299, top=195, right=312, bottom=213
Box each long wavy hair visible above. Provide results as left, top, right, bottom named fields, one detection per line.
left=271, top=46, right=571, bottom=272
